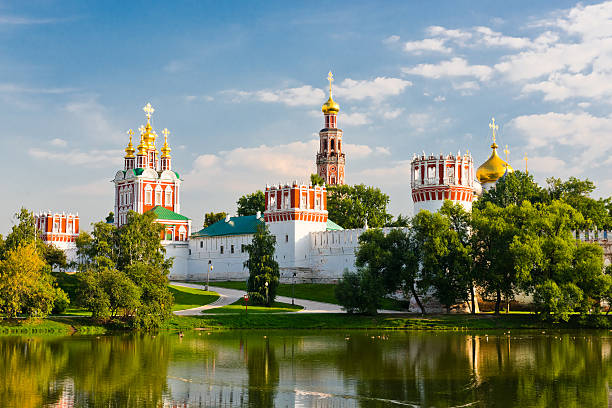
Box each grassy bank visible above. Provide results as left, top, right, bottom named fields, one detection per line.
left=0, top=317, right=106, bottom=336
left=205, top=298, right=303, bottom=314
left=200, top=281, right=408, bottom=311
left=169, top=285, right=219, bottom=311
left=166, top=312, right=612, bottom=331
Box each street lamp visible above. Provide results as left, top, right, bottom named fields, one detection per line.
left=265, top=281, right=269, bottom=306
left=207, top=260, right=213, bottom=291
left=292, top=272, right=297, bottom=305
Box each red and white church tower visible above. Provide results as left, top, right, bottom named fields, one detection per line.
left=113, top=103, right=191, bottom=241
left=316, top=71, right=345, bottom=185
left=411, top=151, right=478, bottom=213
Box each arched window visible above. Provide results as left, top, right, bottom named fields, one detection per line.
left=144, top=185, right=153, bottom=205
left=179, top=226, right=186, bottom=241
left=164, top=187, right=172, bottom=207
left=331, top=139, right=335, bottom=151
left=155, top=186, right=163, bottom=205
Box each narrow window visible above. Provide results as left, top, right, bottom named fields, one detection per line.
left=220, top=245, right=224, bottom=254
left=241, top=244, right=246, bottom=253
left=165, top=188, right=172, bottom=207
left=200, top=241, right=203, bottom=248
left=155, top=186, right=163, bottom=205
left=145, top=186, right=152, bottom=205
left=285, top=234, right=289, bottom=243
left=231, top=245, right=234, bottom=254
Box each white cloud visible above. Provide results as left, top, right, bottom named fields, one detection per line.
left=335, top=77, right=412, bottom=102
left=375, top=146, right=391, bottom=156
left=383, top=108, right=403, bottom=119
left=508, top=111, right=612, bottom=163
left=403, top=38, right=452, bottom=54
left=62, top=178, right=112, bottom=196
left=340, top=112, right=370, bottom=126
left=452, top=81, right=480, bottom=91
left=383, top=35, right=400, bottom=44
left=28, top=148, right=123, bottom=167
left=64, top=99, right=124, bottom=142
left=223, top=86, right=325, bottom=107
left=0, top=83, right=75, bottom=94
left=433, top=95, right=446, bottom=102
left=50, top=138, right=67, bottom=147
left=163, top=60, right=189, bottom=73
left=403, top=57, right=493, bottom=81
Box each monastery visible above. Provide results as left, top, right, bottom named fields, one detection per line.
left=37, top=72, right=612, bottom=279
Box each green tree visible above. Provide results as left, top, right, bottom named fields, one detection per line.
left=545, top=176, right=611, bottom=229
left=105, top=211, right=115, bottom=224
left=310, top=173, right=325, bottom=186
left=385, top=214, right=410, bottom=227
left=474, top=171, right=544, bottom=210
left=4, top=208, right=38, bottom=253
left=237, top=190, right=266, bottom=216
left=471, top=202, right=536, bottom=314
left=327, top=184, right=393, bottom=229
left=412, top=209, right=471, bottom=313
left=76, top=211, right=173, bottom=328
left=244, top=224, right=279, bottom=306
left=351, top=228, right=423, bottom=314
left=42, top=243, right=67, bottom=270
left=0, top=243, right=65, bottom=318
left=203, top=211, right=227, bottom=228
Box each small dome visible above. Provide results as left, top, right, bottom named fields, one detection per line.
left=476, top=143, right=513, bottom=184
left=322, top=96, right=340, bottom=114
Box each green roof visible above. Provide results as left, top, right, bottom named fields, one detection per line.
left=174, top=171, right=180, bottom=178
left=134, top=168, right=145, bottom=176
left=147, top=206, right=190, bottom=221
left=193, top=215, right=264, bottom=237
left=326, top=219, right=344, bottom=231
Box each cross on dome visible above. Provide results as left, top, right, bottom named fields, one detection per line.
left=327, top=71, right=334, bottom=97
left=524, top=152, right=528, bottom=174
left=162, top=128, right=170, bottom=138
left=127, top=129, right=134, bottom=140
left=143, top=103, right=155, bottom=121
left=489, top=117, right=498, bottom=144
left=138, top=125, right=145, bottom=134
left=503, top=144, right=509, bottom=162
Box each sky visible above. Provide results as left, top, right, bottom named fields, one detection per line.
left=1, top=0, right=611, bottom=232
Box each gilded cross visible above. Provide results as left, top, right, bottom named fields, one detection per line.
left=327, top=71, right=334, bottom=96
left=127, top=129, right=134, bottom=141
left=489, top=117, right=498, bottom=144
left=138, top=125, right=145, bottom=134
left=503, top=144, right=509, bottom=162
left=524, top=153, right=528, bottom=174
left=143, top=103, right=155, bottom=121
left=162, top=128, right=170, bottom=139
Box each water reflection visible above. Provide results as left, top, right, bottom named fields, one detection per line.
left=0, top=330, right=609, bottom=407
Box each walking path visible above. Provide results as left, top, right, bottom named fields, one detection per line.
left=171, top=281, right=400, bottom=315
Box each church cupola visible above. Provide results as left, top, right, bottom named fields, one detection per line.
left=160, top=128, right=172, bottom=171
left=476, top=117, right=513, bottom=190
left=316, top=71, right=345, bottom=185
left=124, top=129, right=136, bottom=171
left=141, top=103, right=158, bottom=170
left=136, top=128, right=148, bottom=169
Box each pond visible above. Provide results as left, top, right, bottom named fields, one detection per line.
left=0, top=330, right=610, bottom=407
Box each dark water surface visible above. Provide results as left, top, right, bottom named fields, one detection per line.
left=0, top=330, right=610, bottom=407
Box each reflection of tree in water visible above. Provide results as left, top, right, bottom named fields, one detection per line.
left=246, top=337, right=279, bottom=408
left=65, top=334, right=171, bottom=407
left=333, top=332, right=612, bottom=407
left=0, top=334, right=171, bottom=407
left=0, top=337, right=69, bottom=407
left=333, top=332, right=475, bottom=407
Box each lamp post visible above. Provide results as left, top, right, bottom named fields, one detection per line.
left=265, top=281, right=269, bottom=306
left=292, top=272, right=296, bottom=305
left=207, top=260, right=212, bottom=291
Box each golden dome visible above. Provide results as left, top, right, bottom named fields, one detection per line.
left=161, top=128, right=171, bottom=158
left=137, top=132, right=146, bottom=156
left=124, top=130, right=135, bottom=158
left=322, top=70, right=340, bottom=114
left=322, top=96, right=340, bottom=114
left=476, top=142, right=513, bottom=183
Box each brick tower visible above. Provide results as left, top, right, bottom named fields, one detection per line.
left=316, top=71, right=345, bottom=185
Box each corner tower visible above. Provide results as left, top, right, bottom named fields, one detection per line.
left=316, top=71, right=345, bottom=185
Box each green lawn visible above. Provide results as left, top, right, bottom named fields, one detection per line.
left=204, top=298, right=303, bottom=314
left=170, top=285, right=219, bottom=311
left=200, top=281, right=408, bottom=311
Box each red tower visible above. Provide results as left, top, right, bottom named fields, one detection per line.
left=316, top=71, right=345, bottom=185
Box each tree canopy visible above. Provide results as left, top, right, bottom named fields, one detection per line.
left=327, top=184, right=393, bottom=229
left=237, top=190, right=266, bottom=217
left=203, top=211, right=227, bottom=228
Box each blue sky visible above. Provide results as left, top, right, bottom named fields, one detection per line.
left=1, top=0, right=610, bottom=232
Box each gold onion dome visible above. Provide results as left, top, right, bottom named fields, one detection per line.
left=161, top=128, right=171, bottom=158
left=124, top=130, right=135, bottom=158
left=476, top=118, right=513, bottom=184
left=137, top=131, right=147, bottom=155
left=476, top=142, right=513, bottom=183
left=322, top=70, right=340, bottom=114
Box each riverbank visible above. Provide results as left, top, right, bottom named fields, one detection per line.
left=1, top=313, right=610, bottom=335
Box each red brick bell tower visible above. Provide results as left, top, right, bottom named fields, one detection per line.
left=316, top=71, right=345, bottom=185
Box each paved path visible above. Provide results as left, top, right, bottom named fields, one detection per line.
left=171, top=281, right=402, bottom=315
left=171, top=281, right=344, bottom=315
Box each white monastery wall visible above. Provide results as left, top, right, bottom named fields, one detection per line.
left=186, top=234, right=253, bottom=282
